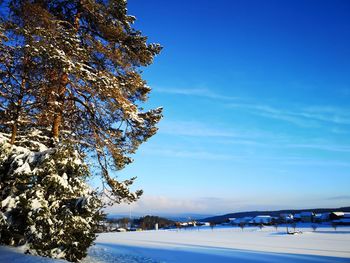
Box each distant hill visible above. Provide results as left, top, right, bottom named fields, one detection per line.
left=199, top=206, right=350, bottom=224
left=161, top=213, right=216, bottom=222
left=106, top=213, right=215, bottom=222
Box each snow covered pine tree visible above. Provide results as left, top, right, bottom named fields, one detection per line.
left=0, top=1, right=162, bottom=261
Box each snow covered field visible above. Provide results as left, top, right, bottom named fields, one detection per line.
left=1, top=226, right=350, bottom=262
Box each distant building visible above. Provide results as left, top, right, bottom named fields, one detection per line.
left=330, top=212, right=345, bottom=221
left=197, top=222, right=210, bottom=226
left=313, top=214, right=321, bottom=223
left=233, top=218, right=241, bottom=224
left=228, top=218, right=236, bottom=224
left=280, top=214, right=293, bottom=223
left=242, top=217, right=254, bottom=224
left=300, top=212, right=314, bottom=222
left=314, top=213, right=330, bottom=223
left=250, top=215, right=272, bottom=225
left=234, top=217, right=253, bottom=225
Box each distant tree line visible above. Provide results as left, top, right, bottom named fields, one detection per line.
left=105, top=216, right=175, bottom=230
left=135, top=216, right=175, bottom=230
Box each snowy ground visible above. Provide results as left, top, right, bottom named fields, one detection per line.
left=1, top=225, right=350, bottom=262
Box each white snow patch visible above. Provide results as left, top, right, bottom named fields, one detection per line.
left=1, top=195, right=18, bottom=210
left=91, top=226, right=350, bottom=263
left=3, top=226, right=349, bottom=263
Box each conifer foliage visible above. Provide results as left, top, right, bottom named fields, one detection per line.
left=0, top=0, right=162, bottom=261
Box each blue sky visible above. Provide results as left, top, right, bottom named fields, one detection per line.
left=106, top=0, right=350, bottom=215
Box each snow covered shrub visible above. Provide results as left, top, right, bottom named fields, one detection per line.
left=0, top=134, right=104, bottom=262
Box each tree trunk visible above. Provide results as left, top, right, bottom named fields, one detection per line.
left=10, top=123, right=18, bottom=144
left=52, top=73, right=67, bottom=141
left=51, top=13, right=80, bottom=141
left=74, top=12, right=81, bottom=30
left=52, top=111, right=62, bottom=141
left=10, top=78, right=25, bottom=145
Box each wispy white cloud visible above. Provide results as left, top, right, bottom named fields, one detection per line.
left=282, top=159, right=350, bottom=167
left=106, top=195, right=208, bottom=214
left=158, top=120, right=285, bottom=141
left=105, top=194, right=350, bottom=215
left=298, top=106, right=350, bottom=125
left=327, top=195, right=350, bottom=201
left=154, top=87, right=239, bottom=101
left=141, top=145, right=350, bottom=167
left=221, top=140, right=350, bottom=153
left=142, top=147, right=237, bottom=161
left=227, top=102, right=350, bottom=127
left=141, top=143, right=350, bottom=176
left=156, top=87, right=350, bottom=127
left=330, top=127, right=350, bottom=134
left=226, top=102, right=313, bottom=127
left=105, top=195, right=247, bottom=215
left=216, top=139, right=268, bottom=147
left=158, top=120, right=350, bottom=154
left=286, top=144, right=350, bottom=153
left=159, top=120, right=238, bottom=138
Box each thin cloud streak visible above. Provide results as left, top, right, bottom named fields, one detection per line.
left=106, top=195, right=209, bottom=214
left=105, top=194, right=349, bottom=215
left=156, top=86, right=350, bottom=127
left=159, top=120, right=238, bottom=138
left=158, top=120, right=286, bottom=140
left=154, top=87, right=239, bottom=101
left=222, top=140, right=350, bottom=153
left=282, top=159, right=350, bottom=168
left=159, top=120, right=350, bottom=154
left=227, top=102, right=350, bottom=127
left=142, top=147, right=238, bottom=161
left=286, top=144, right=350, bottom=153
left=106, top=195, right=250, bottom=215
left=327, top=195, right=350, bottom=201
left=142, top=146, right=350, bottom=168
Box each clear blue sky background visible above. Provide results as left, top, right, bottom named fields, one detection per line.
left=109, top=0, right=350, bottom=215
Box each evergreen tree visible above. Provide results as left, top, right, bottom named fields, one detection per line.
left=0, top=134, right=104, bottom=261
left=0, top=0, right=162, bottom=261
left=1, top=0, right=162, bottom=199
